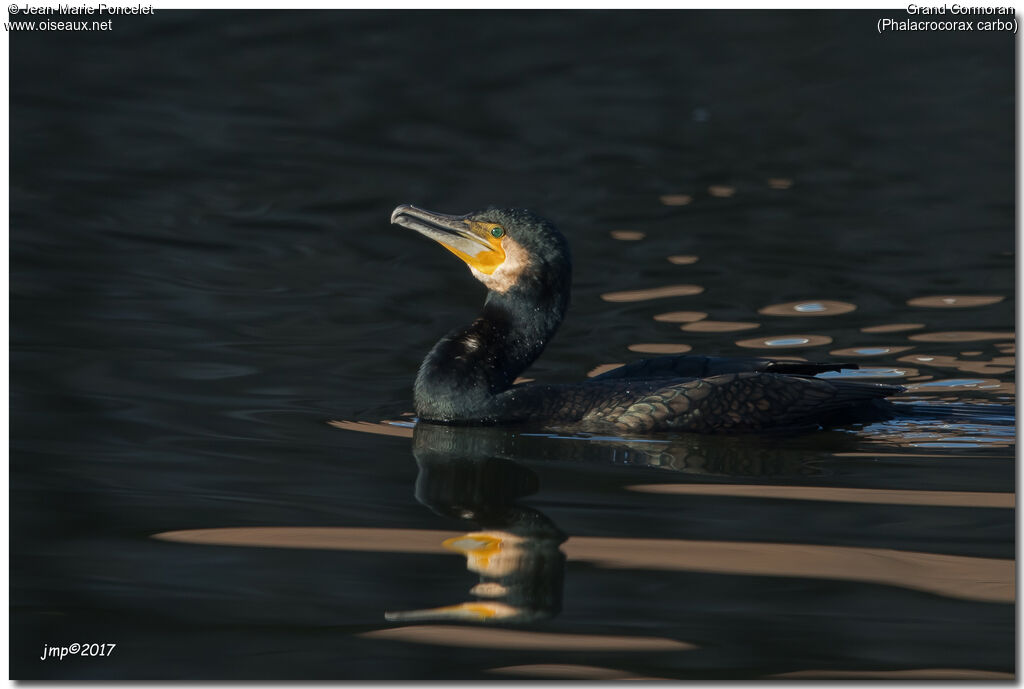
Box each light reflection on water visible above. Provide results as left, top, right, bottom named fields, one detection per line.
left=830, top=345, right=914, bottom=356
left=861, top=322, right=926, bottom=333
left=759, top=300, right=857, bottom=316
left=907, top=295, right=1005, bottom=308
left=735, top=334, right=833, bottom=348
left=816, top=366, right=915, bottom=378
left=681, top=320, right=759, bottom=332
left=151, top=411, right=1015, bottom=678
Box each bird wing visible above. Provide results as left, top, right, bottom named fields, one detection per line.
left=605, top=372, right=902, bottom=433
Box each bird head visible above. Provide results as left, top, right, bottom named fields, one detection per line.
left=391, top=205, right=571, bottom=297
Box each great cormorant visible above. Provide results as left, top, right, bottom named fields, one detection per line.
left=392, top=204, right=902, bottom=433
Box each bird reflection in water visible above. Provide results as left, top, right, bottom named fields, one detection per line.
left=384, top=422, right=566, bottom=624
left=376, top=418, right=850, bottom=625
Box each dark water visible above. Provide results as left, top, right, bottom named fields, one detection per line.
left=11, top=10, right=1015, bottom=680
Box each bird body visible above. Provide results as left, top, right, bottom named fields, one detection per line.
left=392, top=204, right=901, bottom=434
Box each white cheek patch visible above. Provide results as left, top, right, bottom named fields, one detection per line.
left=470, top=237, right=528, bottom=293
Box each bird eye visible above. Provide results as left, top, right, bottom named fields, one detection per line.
left=490, top=226, right=505, bottom=238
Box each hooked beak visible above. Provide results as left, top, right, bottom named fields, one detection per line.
left=392, top=204, right=506, bottom=275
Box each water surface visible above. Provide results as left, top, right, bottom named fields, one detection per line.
left=11, top=10, right=1014, bottom=679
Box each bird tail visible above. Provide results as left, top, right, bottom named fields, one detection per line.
left=810, top=379, right=905, bottom=426
left=826, top=379, right=906, bottom=402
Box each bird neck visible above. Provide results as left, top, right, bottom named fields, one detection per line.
left=414, top=287, right=568, bottom=422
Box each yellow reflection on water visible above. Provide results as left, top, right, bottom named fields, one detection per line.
left=610, top=230, right=645, bottom=241
left=385, top=526, right=564, bottom=624
left=359, top=625, right=694, bottom=651
left=564, top=537, right=1013, bottom=603
left=628, top=483, right=1014, bottom=508
left=767, top=177, right=794, bottom=189
left=908, top=331, right=1014, bottom=343
left=489, top=664, right=665, bottom=679
left=586, top=363, right=624, bottom=377
left=907, top=295, right=1005, bottom=308
left=708, top=185, right=735, bottom=197
left=666, top=254, right=699, bottom=265
left=653, top=310, right=707, bottom=323
left=861, top=323, right=925, bottom=333
left=444, top=532, right=521, bottom=577
left=659, top=194, right=692, bottom=206
left=627, top=343, right=692, bottom=354
left=326, top=420, right=414, bottom=438
left=384, top=601, right=521, bottom=623
left=154, top=526, right=450, bottom=553
left=601, top=284, right=704, bottom=302
left=470, top=582, right=508, bottom=597
left=681, top=320, right=760, bottom=333
left=153, top=527, right=1014, bottom=603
